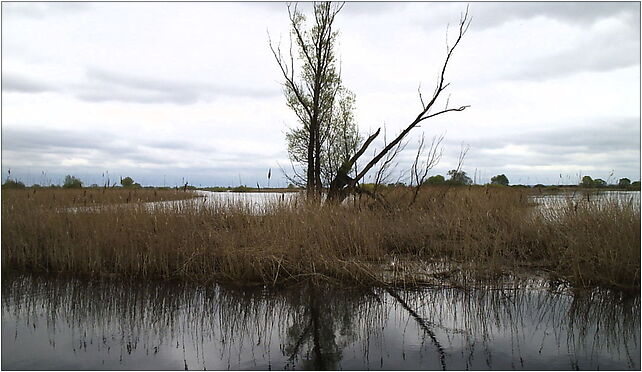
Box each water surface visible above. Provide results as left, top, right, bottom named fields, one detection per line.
left=2, top=275, right=639, bottom=370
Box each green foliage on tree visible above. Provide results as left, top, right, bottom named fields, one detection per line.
left=425, top=174, right=446, bottom=185
left=121, top=176, right=135, bottom=188
left=490, top=174, right=509, bottom=186
left=63, top=175, right=83, bottom=189
left=286, top=88, right=362, bottom=187
left=447, top=170, right=472, bottom=185
left=579, top=176, right=612, bottom=188
left=2, top=179, right=25, bottom=189
left=618, top=178, right=631, bottom=188
left=580, top=176, right=594, bottom=188
left=276, top=3, right=362, bottom=190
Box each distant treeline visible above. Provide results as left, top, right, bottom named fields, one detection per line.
left=2, top=173, right=640, bottom=191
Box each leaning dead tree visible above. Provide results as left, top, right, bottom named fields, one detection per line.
left=327, top=7, right=471, bottom=202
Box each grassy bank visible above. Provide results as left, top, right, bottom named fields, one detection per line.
left=2, top=187, right=639, bottom=290
left=2, top=188, right=199, bottom=208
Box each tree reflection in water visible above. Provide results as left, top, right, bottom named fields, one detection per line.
left=1, top=274, right=639, bottom=370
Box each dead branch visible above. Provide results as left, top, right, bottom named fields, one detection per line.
left=409, top=133, right=445, bottom=206
left=328, top=7, right=471, bottom=201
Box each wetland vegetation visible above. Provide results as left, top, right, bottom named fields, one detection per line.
left=2, top=186, right=639, bottom=291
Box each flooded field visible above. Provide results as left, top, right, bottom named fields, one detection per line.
left=532, top=190, right=640, bottom=209
left=2, top=274, right=639, bottom=370
left=160, top=189, right=642, bottom=213
left=63, top=189, right=640, bottom=216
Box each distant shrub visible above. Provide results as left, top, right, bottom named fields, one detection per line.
left=231, top=185, right=251, bottom=192
left=580, top=176, right=592, bottom=188
left=120, top=177, right=135, bottom=188
left=2, top=179, right=25, bottom=189
left=63, top=175, right=83, bottom=189
left=490, top=174, right=509, bottom=186
left=446, top=170, right=472, bottom=186
left=425, top=175, right=445, bottom=185
left=618, top=178, right=631, bottom=188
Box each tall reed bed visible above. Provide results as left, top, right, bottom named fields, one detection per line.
left=2, top=187, right=639, bottom=290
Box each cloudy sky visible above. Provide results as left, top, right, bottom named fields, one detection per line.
left=2, top=2, right=640, bottom=187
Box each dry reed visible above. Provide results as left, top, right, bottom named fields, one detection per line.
left=2, top=187, right=639, bottom=290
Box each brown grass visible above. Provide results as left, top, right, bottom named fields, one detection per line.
left=1, top=188, right=199, bottom=208
left=2, top=187, right=639, bottom=290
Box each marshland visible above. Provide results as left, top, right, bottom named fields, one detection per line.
left=3, top=1, right=641, bottom=370
left=2, top=185, right=640, bottom=369
left=2, top=186, right=640, bottom=290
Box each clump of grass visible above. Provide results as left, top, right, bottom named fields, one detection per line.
left=544, top=198, right=640, bottom=289
left=2, top=187, right=639, bottom=290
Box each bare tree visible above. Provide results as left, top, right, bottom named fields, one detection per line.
left=409, top=133, right=445, bottom=206
left=327, top=7, right=471, bottom=202
left=446, top=143, right=471, bottom=185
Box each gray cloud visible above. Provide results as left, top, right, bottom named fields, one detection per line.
left=1, top=68, right=279, bottom=104
left=505, top=25, right=639, bottom=80
left=76, top=68, right=280, bottom=104
left=2, top=126, right=283, bottom=171
left=2, top=72, right=54, bottom=93
left=373, top=118, right=640, bottom=183
left=455, top=118, right=641, bottom=181
left=2, top=126, right=109, bottom=152
left=472, top=2, right=639, bottom=30
left=2, top=126, right=157, bottom=167
left=469, top=118, right=640, bottom=153
left=530, top=124, right=639, bottom=152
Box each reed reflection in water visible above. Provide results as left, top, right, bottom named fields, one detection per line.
left=1, top=275, right=639, bottom=370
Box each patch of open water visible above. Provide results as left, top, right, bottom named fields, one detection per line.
left=2, top=274, right=639, bottom=370
left=64, top=190, right=640, bottom=216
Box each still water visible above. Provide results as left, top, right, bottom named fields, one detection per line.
left=175, top=190, right=642, bottom=212
left=68, top=190, right=640, bottom=215
left=2, top=274, right=639, bottom=370
left=531, top=190, right=640, bottom=209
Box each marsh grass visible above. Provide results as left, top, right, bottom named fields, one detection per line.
left=2, top=187, right=639, bottom=290
left=1, top=188, right=198, bottom=209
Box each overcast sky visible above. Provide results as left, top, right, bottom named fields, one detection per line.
left=2, top=2, right=640, bottom=187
